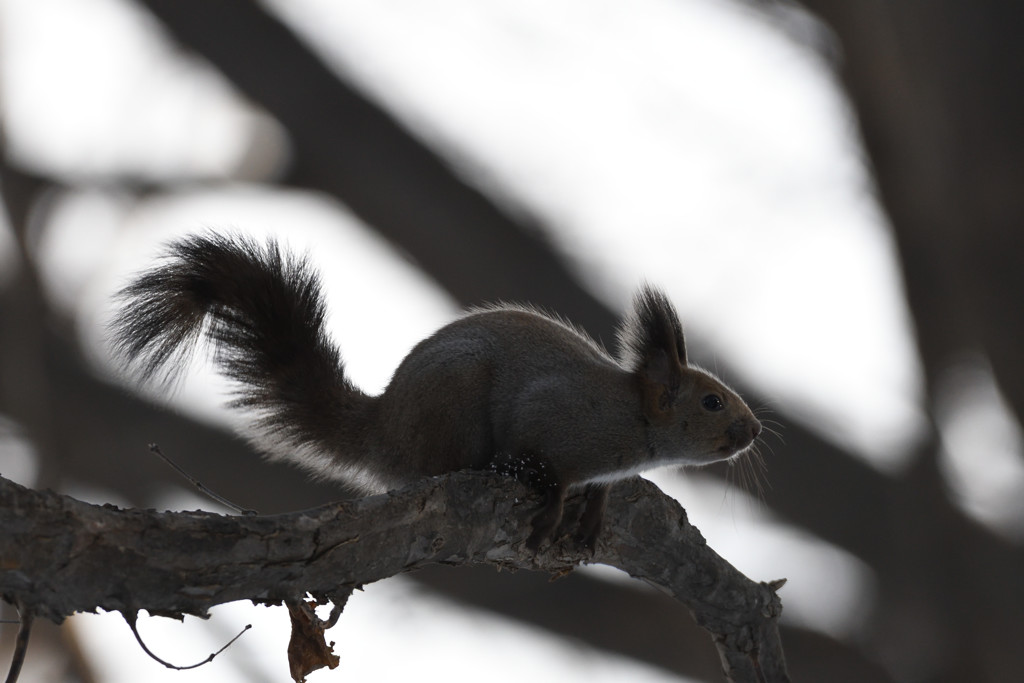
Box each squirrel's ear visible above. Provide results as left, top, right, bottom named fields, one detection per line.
left=616, top=286, right=687, bottom=421
left=639, top=348, right=682, bottom=422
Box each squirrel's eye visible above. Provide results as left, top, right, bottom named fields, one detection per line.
left=701, top=394, right=724, bottom=412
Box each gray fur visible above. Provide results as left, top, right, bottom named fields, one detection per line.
left=110, top=234, right=761, bottom=548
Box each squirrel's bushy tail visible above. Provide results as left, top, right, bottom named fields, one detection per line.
left=110, top=233, right=377, bottom=487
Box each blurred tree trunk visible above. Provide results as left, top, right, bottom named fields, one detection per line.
left=796, top=0, right=1024, bottom=409
left=787, top=0, right=1024, bottom=680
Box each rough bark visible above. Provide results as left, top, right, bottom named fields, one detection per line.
left=0, top=472, right=789, bottom=683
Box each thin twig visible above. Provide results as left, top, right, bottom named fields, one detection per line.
left=4, top=607, right=32, bottom=683
left=149, top=443, right=258, bottom=515
left=125, top=611, right=251, bottom=671
left=310, top=588, right=353, bottom=630
left=319, top=601, right=345, bottom=630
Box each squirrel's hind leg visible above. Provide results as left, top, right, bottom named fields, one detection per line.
left=575, top=483, right=610, bottom=552
left=526, top=482, right=566, bottom=550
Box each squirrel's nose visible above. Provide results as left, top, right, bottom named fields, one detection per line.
left=728, top=419, right=761, bottom=449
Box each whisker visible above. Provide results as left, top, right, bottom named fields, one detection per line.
left=753, top=397, right=783, bottom=411
left=746, top=455, right=769, bottom=503
left=756, top=438, right=780, bottom=462
left=721, top=464, right=737, bottom=515
left=750, top=442, right=774, bottom=498
left=752, top=448, right=771, bottom=487
left=721, top=447, right=770, bottom=508
left=755, top=412, right=786, bottom=446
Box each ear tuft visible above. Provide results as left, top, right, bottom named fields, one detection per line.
left=616, top=284, right=688, bottom=372
left=617, top=285, right=688, bottom=421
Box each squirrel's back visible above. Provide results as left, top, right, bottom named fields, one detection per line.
left=368, top=307, right=635, bottom=485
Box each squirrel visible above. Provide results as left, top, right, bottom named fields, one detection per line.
left=110, top=233, right=762, bottom=549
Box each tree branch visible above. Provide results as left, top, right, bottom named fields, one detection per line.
left=2, top=606, right=31, bottom=683
left=0, top=472, right=788, bottom=682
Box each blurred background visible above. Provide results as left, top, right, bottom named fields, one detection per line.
left=0, top=0, right=1022, bottom=681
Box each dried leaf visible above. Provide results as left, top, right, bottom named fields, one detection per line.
left=286, top=601, right=340, bottom=683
